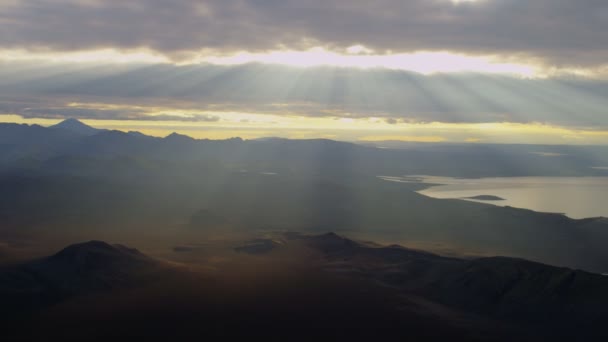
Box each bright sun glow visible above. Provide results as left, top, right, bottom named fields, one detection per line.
left=0, top=46, right=537, bottom=77
left=0, top=48, right=170, bottom=64
left=450, top=0, right=483, bottom=4
left=199, top=47, right=537, bottom=77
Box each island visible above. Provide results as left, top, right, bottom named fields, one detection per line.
left=462, top=195, right=506, bottom=201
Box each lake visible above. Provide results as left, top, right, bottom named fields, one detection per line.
left=379, top=175, right=608, bottom=219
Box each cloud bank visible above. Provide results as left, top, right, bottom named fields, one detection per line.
left=1, top=0, right=608, bottom=68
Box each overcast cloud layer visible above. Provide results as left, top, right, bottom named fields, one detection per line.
left=1, top=0, right=608, bottom=68
left=1, top=1, right=608, bottom=132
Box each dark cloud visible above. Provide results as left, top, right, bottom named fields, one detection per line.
left=139, top=114, right=220, bottom=122
left=1, top=62, right=608, bottom=127
left=0, top=96, right=220, bottom=122
left=0, top=0, right=608, bottom=67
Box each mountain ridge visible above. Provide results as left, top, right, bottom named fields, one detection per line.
left=50, top=118, right=102, bottom=136
left=0, top=235, right=607, bottom=340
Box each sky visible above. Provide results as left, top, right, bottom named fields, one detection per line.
left=1, top=0, right=608, bottom=144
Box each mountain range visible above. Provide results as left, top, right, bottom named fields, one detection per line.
left=1, top=119, right=608, bottom=274
left=2, top=120, right=608, bottom=340
left=2, top=119, right=608, bottom=178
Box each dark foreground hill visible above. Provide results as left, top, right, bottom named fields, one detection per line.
left=0, top=241, right=170, bottom=316
left=2, top=234, right=608, bottom=341
left=297, top=233, right=608, bottom=330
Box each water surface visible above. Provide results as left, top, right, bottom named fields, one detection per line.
left=380, top=176, right=608, bottom=219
